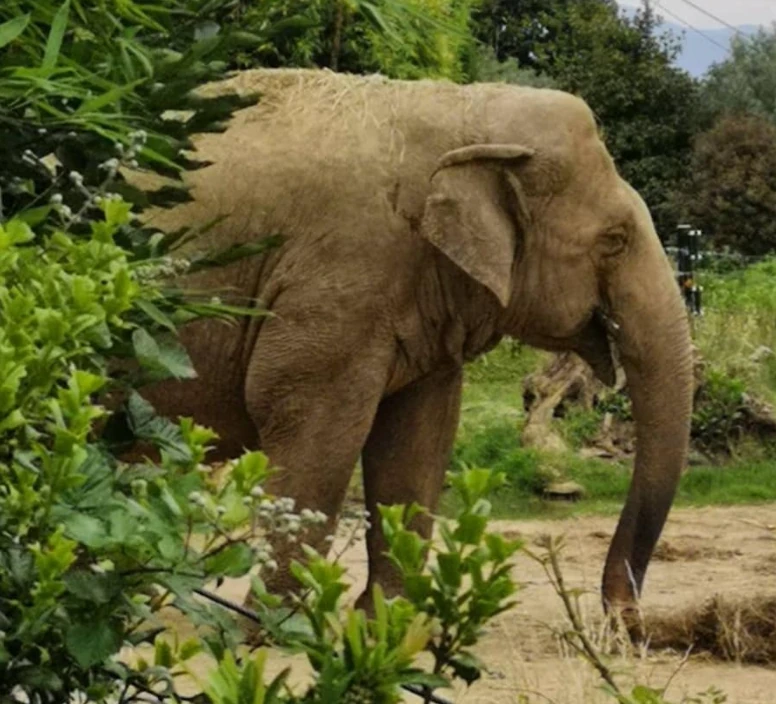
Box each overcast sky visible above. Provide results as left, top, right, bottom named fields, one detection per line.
left=621, top=1, right=776, bottom=28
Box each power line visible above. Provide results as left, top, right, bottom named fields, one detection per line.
left=673, top=0, right=752, bottom=37
left=653, top=0, right=730, bottom=52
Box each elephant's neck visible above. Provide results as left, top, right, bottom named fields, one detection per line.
left=431, top=252, right=504, bottom=364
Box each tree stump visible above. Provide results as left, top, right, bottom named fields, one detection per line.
left=521, top=352, right=620, bottom=454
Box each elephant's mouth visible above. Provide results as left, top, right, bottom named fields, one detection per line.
left=572, top=309, right=619, bottom=386
left=535, top=308, right=619, bottom=387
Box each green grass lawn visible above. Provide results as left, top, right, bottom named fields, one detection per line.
left=445, top=334, right=776, bottom=521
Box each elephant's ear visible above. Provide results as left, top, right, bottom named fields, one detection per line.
left=421, top=144, right=534, bottom=308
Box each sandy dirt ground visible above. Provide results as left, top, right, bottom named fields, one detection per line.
left=145, top=503, right=776, bottom=703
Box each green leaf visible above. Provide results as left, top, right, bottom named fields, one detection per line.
left=59, top=510, right=107, bottom=548
left=0, top=13, right=30, bottom=49
left=453, top=513, right=488, bottom=546
left=125, top=392, right=191, bottom=462
left=64, top=571, right=118, bottom=605
left=132, top=328, right=197, bottom=380
left=135, top=298, right=177, bottom=332
left=16, top=666, right=63, bottom=691
left=43, top=1, right=71, bottom=70
left=66, top=619, right=121, bottom=668
left=16, top=205, right=52, bottom=227
left=204, top=543, right=254, bottom=578
left=435, top=552, right=462, bottom=589
left=104, top=198, right=133, bottom=228
left=187, top=235, right=284, bottom=274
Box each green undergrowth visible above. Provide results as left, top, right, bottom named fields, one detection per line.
left=452, top=300, right=776, bottom=520
left=695, top=258, right=776, bottom=405
left=444, top=417, right=776, bottom=520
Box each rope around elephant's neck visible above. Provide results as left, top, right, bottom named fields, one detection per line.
left=193, top=587, right=454, bottom=704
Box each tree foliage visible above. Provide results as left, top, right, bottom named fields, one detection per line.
left=702, top=27, right=776, bottom=124
left=678, top=114, right=776, bottom=257
left=232, top=0, right=481, bottom=81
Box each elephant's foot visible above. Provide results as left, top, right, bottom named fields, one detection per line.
left=604, top=600, right=646, bottom=647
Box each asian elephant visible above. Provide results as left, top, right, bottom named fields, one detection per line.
left=139, top=68, right=693, bottom=634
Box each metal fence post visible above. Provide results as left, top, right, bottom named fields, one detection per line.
left=675, top=223, right=703, bottom=316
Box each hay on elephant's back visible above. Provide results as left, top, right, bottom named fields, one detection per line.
left=646, top=594, right=776, bottom=665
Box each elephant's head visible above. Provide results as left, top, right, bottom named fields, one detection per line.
left=421, top=89, right=693, bottom=634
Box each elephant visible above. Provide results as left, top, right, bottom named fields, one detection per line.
left=138, top=68, right=694, bottom=635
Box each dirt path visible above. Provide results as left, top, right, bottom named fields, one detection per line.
left=149, top=504, right=776, bottom=703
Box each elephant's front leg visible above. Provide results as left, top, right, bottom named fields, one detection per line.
left=359, top=366, right=463, bottom=608
left=242, top=324, right=391, bottom=619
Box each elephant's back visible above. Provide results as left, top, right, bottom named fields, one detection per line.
left=153, top=70, right=490, bottom=246
left=143, top=69, right=521, bottom=307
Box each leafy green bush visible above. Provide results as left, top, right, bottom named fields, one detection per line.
left=691, top=371, right=747, bottom=454
left=158, top=470, right=521, bottom=704
left=0, top=190, right=521, bottom=700
left=231, top=0, right=480, bottom=81
left=559, top=407, right=602, bottom=449
left=453, top=421, right=544, bottom=491
left=0, top=0, right=267, bottom=229
left=677, top=114, right=776, bottom=257
left=0, top=192, right=258, bottom=697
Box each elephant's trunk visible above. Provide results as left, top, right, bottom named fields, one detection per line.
left=601, top=219, right=694, bottom=633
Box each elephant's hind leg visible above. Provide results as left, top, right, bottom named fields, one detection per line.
left=359, top=366, right=463, bottom=608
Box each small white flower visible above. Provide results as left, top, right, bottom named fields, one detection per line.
left=216, top=505, right=227, bottom=515
left=264, top=559, right=278, bottom=572
left=250, top=485, right=265, bottom=498
left=69, top=171, right=84, bottom=186
left=49, top=193, right=63, bottom=205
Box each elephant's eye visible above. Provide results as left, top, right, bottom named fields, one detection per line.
left=597, top=230, right=627, bottom=257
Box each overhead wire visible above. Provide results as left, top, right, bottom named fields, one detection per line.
left=652, top=0, right=731, bottom=51
left=673, top=0, right=753, bottom=37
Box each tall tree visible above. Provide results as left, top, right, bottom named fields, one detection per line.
left=702, top=27, right=776, bottom=124
left=678, top=115, right=776, bottom=256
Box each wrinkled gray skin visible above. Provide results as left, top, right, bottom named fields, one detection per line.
left=141, top=69, right=693, bottom=635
